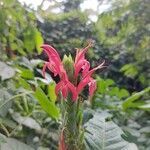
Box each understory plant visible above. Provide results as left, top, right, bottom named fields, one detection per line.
left=41, top=42, right=137, bottom=150
left=41, top=41, right=106, bottom=150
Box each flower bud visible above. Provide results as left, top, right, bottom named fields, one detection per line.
left=62, top=54, right=74, bottom=82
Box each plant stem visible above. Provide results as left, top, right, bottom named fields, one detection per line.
left=64, top=96, right=78, bottom=150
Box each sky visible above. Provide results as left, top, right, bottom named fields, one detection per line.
left=18, top=0, right=111, bottom=21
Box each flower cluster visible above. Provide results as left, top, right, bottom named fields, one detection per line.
left=41, top=42, right=105, bottom=101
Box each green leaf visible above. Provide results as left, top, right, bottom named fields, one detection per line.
left=139, top=126, right=150, bottom=133
left=97, top=79, right=106, bottom=94
left=138, top=103, right=150, bottom=111
left=120, top=64, right=138, bottom=78
left=11, top=112, right=42, bottom=132
left=109, top=87, right=119, bottom=97
left=84, top=112, right=137, bottom=150
left=0, top=134, right=34, bottom=150
left=23, top=27, right=36, bottom=53
left=48, top=82, right=57, bottom=102
left=34, top=87, right=59, bottom=119
left=0, top=117, right=17, bottom=129
left=0, top=61, right=15, bottom=80
left=118, top=89, right=130, bottom=99
left=0, top=89, right=12, bottom=117
left=20, top=68, right=34, bottom=79
left=122, top=87, right=150, bottom=110
left=10, top=43, right=18, bottom=50
left=18, top=78, right=32, bottom=90
left=4, top=0, right=15, bottom=5
left=105, top=79, right=115, bottom=86
left=17, top=48, right=26, bottom=56
left=34, top=29, right=43, bottom=54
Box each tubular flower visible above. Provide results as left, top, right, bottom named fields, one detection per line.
left=41, top=42, right=106, bottom=101
left=41, top=44, right=77, bottom=101
left=55, top=77, right=77, bottom=101
left=41, top=44, right=63, bottom=78
left=76, top=62, right=105, bottom=96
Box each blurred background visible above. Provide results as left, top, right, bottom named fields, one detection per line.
left=0, top=0, right=149, bottom=150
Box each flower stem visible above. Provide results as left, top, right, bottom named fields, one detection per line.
left=65, top=96, right=78, bottom=150
left=62, top=95, right=85, bottom=150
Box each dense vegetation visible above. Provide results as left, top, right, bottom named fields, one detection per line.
left=0, top=0, right=149, bottom=149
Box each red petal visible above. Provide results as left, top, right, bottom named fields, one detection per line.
left=55, top=80, right=64, bottom=95
left=55, top=80, right=77, bottom=101
left=47, top=60, right=60, bottom=76
left=81, top=61, right=90, bottom=77
left=41, top=44, right=69, bottom=80
left=74, top=59, right=90, bottom=77
left=41, top=44, right=61, bottom=62
left=77, top=76, right=91, bottom=94
left=83, top=60, right=106, bottom=79
left=77, top=61, right=105, bottom=95
left=75, top=42, right=92, bottom=64
left=67, top=82, right=78, bottom=101
left=88, top=78, right=97, bottom=96
left=62, top=85, right=68, bottom=99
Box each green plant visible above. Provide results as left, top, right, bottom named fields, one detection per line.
left=40, top=43, right=137, bottom=150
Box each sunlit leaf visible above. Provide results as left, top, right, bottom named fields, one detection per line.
left=120, top=64, right=138, bottom=78
left=34, top=29, right=43, bottom=54
left=138, top=103, right=150, bottom=111
left=34, top=87, right=59, bottom=119
left=20, top=68, right=34, bottom=79
left=19, top=78, right=32, bottom=90
left=118, top=89, right=130, bottom=99
left=97, top=79, right=106, bottom=94
left=48, top=82, right=57, bottom=102
left=105, top=79, right=115, bottom=86
left=122, top=87, right=150, bottom=110
left=23, top=27, right=36, bottom=53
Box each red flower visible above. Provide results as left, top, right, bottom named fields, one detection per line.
left=41, top=44, right=77, bottom=101
left=74, top=43, right=92, bottom=77
left=76, top=62, right=105, bottom=96
left=41, top=44, right=63, bottom=77
left=55, top=77, right=77, bottom=101
left=41, top=43, right=105, bottom=101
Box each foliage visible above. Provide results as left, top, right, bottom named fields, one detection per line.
left=84, top=111, right=138, bottom=150
left=0, top=61, right=15, bottom=80
left=0, top=133, right=34, bottom=150
left=93, top=77, right=150, bottom=150
left=122, top=87, right=150, bottom=111
left=0, top=0, right=43, bottom=58
left=38, top=9, right=93, bottom=57
left=94, top=0, right=150, bottom=90
left=0, top=58, right=59, bottom=149
left=0, top=0, right=149, bottom=149
left=93, top=77, right=130, bottom=110
left=34, top=87, right=60, bottom=119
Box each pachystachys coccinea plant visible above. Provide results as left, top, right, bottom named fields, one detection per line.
left=41, top=42, right=137, bottom=150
